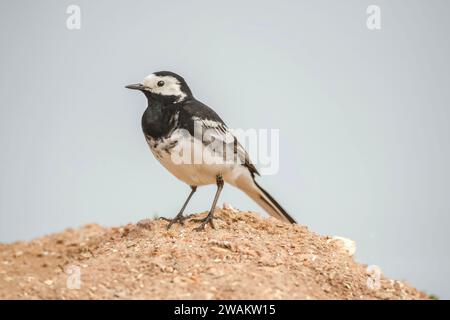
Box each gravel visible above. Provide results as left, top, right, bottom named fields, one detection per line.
left=0, top=208, right=428, bottom=299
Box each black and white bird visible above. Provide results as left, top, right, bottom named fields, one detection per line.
left=126, top=71, right=296, bottom=230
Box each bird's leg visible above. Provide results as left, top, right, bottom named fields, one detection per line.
left=193, top=175, right=224, bottom=231
left=162, top=186, right=197, bottom=229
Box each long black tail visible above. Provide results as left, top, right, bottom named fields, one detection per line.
left=239, top=177, right=297, bottom=224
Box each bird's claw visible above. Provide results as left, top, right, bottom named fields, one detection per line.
left=192, top=214, right=216, bottom=231
left=161, top=214, right=188, bottom=230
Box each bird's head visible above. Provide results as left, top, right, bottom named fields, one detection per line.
left=126, top=71, right=192, bottom=104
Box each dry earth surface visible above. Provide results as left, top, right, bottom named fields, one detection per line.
left=0, top=208, right=428, bottom=299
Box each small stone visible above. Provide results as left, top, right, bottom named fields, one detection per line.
left=223, top=202, right=238, bottom=212
left=328, top=236, right=356, bottom=256
left=80, top=252, right=91, bottom=259
left=126, top=242, right=136, bottom=248
left=209, top=239, right=234, bottom=250
left=14, top=251, right=23, bottom=257
left=165, top=266, right=174, bottom=273
left=44, top=280, right=53, bottom=286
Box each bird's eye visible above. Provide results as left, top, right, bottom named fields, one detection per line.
left=157, top=80, right=165, bottom=87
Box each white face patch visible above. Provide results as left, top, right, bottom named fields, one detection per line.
left=142, top=74, right=187, bottom=102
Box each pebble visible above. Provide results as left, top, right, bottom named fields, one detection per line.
left=44, top=280, right=53, bottom=286
left=328, top=236, right=356, bottom=256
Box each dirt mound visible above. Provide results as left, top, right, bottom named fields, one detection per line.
left=0, top=208, right=428, bottom=299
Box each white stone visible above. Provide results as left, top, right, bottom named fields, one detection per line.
left=328, top=236, right=356, bottom=256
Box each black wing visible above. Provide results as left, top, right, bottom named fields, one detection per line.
left=179, top=99, right=259, bottom=177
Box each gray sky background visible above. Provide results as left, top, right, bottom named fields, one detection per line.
left=1, top=0, right=449, bottom=298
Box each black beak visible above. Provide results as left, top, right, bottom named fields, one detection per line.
left=125, top=83, right=145, bottom=91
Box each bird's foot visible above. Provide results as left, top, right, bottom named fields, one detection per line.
left=160, top=213, right=190, bottom=230
left=192, top=213, right=217, bottom=231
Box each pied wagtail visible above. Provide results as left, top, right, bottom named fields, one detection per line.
left=126, top=71, right=296, bottom=230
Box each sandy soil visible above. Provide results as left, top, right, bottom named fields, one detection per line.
left=0, top=208, right=428, bottom=299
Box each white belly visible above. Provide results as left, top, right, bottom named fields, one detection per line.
left=146, top=130, right=241, bottom=186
